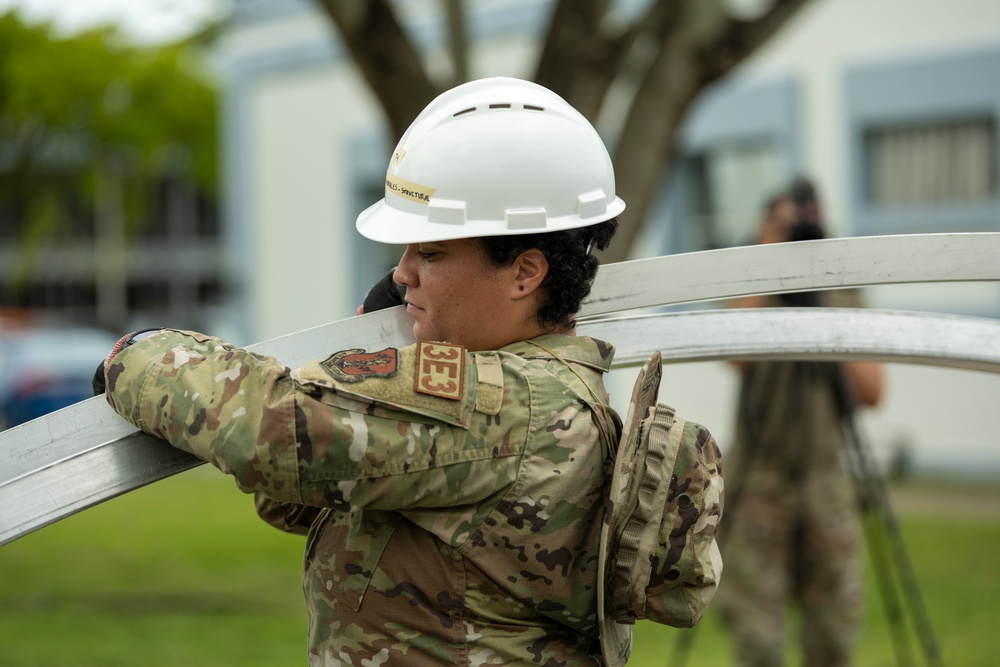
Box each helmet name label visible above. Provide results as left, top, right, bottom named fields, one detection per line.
left=386, top=170, right=436, bottom=206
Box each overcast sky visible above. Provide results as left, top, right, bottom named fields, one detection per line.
left=0, top=0, right=228, bottom=43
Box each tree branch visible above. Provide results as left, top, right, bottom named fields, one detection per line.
left=533, top=0, right=620, bottom=120
left=700, top=0, right=810, bottom=77
left=599, top=0, right=808, bottom=261
left=314, top=0, right=812, bottom=263
left=442, top=0, right=468, bottom=85
left=317, top=0, right=438, bottom=141
left=603, top=37, right=704, bottom=262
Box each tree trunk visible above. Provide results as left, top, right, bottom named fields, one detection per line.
left=318, top=0, right=812, bottom=260
left=317, top=0, right=439, bottom=142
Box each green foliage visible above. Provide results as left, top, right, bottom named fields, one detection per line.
left=0, top=470, right=304, bottom=667
left=0, top=473, right=997, bottom=666
left=630, top=476, right=1000, bottom=667
left=0, top=11, right=217, bottom=244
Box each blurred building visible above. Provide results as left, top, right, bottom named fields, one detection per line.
left=0, top=5, right=225, bottom=338
left=653, top=0, right=1000, bottom=323
left=213, top=0, right=1000, bottom=335
left=0, top=174, right=223, bottom=333
left=217, top=0, right=1000, bottom=472
left=0, top=158, right=221, bottom=427
left=211, top=0, right=553, bottom=344
left=0, top=5, right=225, bottom=426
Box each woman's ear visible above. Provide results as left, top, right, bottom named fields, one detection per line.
left=512, top=248, right=549, bottom=298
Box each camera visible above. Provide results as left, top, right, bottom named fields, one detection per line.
left=786, top=218, right=824, bottom=243
left=780, top=218, right=825, bottom=307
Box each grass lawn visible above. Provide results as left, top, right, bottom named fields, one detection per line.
left=1, top=469, right=998, bottom=666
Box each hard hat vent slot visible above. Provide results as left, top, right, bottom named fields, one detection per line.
left=452, top=104, right=546, bottom=117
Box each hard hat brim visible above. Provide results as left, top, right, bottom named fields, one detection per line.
left=356, top=196, right=626, bottom=244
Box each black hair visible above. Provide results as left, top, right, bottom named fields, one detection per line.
left=787, top=175, right=824, bottom=228
left=478, top=218, right=619, bottom=330
left=788, top=176, right=818, bottom=209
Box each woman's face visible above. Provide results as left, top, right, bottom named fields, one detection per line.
left=392, top=238, right=517, bottom=351
left=759, top=198, right=799, bottom=245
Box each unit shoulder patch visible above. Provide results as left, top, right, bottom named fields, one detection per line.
left=414, top=341, right=466, bottom=400
left=320, top=347, right=398, bottom=383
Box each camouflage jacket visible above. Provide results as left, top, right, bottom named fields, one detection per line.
left=106, top=330, right=622, bottom=666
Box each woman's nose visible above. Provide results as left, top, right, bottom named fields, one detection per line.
left=393, top=246, right=418, bottom=289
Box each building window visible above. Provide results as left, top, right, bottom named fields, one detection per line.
left=126, top=280, right=170, bottom=311
left=681, top=140, right=785, bottom=250
left=865, top=117, right=996, bottom=207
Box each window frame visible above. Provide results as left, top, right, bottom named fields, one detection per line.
left=654, top=76, right=801, bottom=255
left=846, top=46, right=1000, bottom=236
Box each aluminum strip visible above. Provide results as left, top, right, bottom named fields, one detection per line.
left=580, top=232, right=1000, bottom=317
left=0, top=305, right=416, bottom=483
left=0, top=305, right=417, bottom=546
left=580, top=308, right=1000, bottom=372
left=4, top=307, right=999, bottom=546
left=2, top=232, right=999, bottom=545
left=0, top=432, right=202, bottom=545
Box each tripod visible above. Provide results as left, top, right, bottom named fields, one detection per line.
left=836, top=366, right=943, bottom=667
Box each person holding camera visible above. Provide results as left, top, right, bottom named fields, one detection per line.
left=716, top=179, right=883, bottom=667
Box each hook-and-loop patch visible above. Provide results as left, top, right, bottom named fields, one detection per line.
left=414, top=341, right=466, bottom=400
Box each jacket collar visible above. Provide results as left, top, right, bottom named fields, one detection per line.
left=501, top=334, right=616, bottom=373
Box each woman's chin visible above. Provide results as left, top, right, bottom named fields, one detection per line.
left=411, top=322, right=431, bottom=342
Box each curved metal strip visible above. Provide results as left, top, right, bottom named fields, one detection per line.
left=3, top=232, right=997, bottom=482
left=0, top=306, right=417, bottom=482
left=3, top=307, right=998, bottom=546
left=0, top=432, right=201, bottom=546
left=2, top=233, right=999, bottom=545
left=581, top=232, right=1000, bottom=317
left=579, top=308, right=1000, bottom=372
left=0, top=305, right=417, bottom=547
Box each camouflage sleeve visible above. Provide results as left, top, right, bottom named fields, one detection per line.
left=105, top=329, right=524, bottom=513
left=106, top=329, right=303, bottom=501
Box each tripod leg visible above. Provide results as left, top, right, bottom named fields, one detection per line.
left=669, top=628, right=695, bottom=667
left=857, top=485, right=917, bottom=667
left=843, top=416, right=944, bottom=667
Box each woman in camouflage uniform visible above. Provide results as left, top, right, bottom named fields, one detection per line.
left=101, top=78, right=627, bottom=665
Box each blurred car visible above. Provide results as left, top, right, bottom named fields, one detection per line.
left=0, top=325, right=120, bottom=430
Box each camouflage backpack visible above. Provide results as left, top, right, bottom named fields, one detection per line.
left=597, top=351, right=725, bottom=667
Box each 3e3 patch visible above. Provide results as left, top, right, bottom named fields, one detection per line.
left=414, top=341, right=465, bottom=400
left=321, top=348, right=398, bottom=383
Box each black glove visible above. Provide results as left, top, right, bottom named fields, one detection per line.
left=362, top=268, right=406, bottom=313
left=93, top=329, right=164, bottom=395
left=92, top=360, right=109, bottom=396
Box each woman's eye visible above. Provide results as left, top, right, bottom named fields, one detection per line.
left=418, top=251, right=438, bottom=260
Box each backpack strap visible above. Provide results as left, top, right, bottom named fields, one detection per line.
left=521, top=339, right=619, bottom=455
left=610, top=402, right=685, bottom=620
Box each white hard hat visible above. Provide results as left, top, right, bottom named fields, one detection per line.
left=356, top=77, right=626, bottom=244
